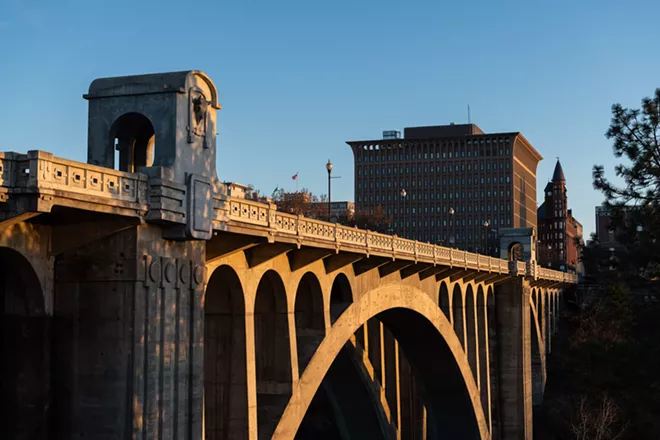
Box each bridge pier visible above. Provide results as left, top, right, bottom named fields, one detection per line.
left=51, top=224, right=205, bottom=439
left=494, top=277, right=533, bottom=440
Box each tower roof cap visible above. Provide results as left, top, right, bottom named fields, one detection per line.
left=552, top=159, right=565, bottom=181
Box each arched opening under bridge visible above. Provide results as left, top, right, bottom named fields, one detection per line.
left=204, top=265, right=248, bottom=439
left=275, top=284, right=488, bottom=440
left=0, top=247, right=49, bottom=439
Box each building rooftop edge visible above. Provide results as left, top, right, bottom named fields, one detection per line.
left=346, top=131, right=524, bottom=145
left=345, top=131, right=545, bottom=161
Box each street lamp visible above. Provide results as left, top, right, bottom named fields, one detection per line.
left=400, top=188, right=407, bottom=238
left=483, top=220, right=490, bottom=255
left=449, top=207, right=455, bottom=248
left=326, top=159, right=333, bottom=221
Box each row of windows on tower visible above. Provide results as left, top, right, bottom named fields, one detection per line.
left=356, top=161, right=511, bottom=174
left=355, top=143, right=512, bottom=162
left=357, top=205, right=511, bottom=219
left=358, top=190, right=511, bottom=203
left=392, top=229, right=507, bottom=245
left=392, top=218, right=509, bottom=228
left=357, top=175, right=511, bottom=188
left=541, top=234, right=564, bottom=249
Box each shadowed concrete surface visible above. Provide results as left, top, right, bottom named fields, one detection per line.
left=0, top=70, right=576, bottom=439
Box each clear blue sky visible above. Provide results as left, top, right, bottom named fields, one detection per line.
left=2, top=0, right=659, bottom=238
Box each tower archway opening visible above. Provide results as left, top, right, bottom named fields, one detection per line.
left=109, top=112, right=155, bottom=172
left=508, top=242, right=523, bottom=261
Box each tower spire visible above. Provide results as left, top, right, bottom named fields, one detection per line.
left=552, top=158, right=565, bottom=182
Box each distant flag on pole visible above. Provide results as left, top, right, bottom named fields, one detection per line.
left=292, top=173, right=298, bottom=180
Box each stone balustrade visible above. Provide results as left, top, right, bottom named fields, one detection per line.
left=221, top=194, right=578, bottom=284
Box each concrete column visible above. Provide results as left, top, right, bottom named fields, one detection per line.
left=494, top=276, right=533, bottom=439
left=384, top=328, right=400, bottom=435
left=379, top=321, right=387, bottom=403
left=540, top=289, right=547, bottom=354
left=472, top=296, right=481, bottom=389
left=244, top=307, right=258, bottom=440
left=478, top=289, right=491, bottom=433
left=465, top=287, right=479, bottom=386
left=395, top=340, right=402, bottom=439
left=451, top=284, right=466, bottom=350
left=51, top=225, right=205, bottom=440
left=555, top=291, right=561, bottom=333
left=552, top=293, right=557, bottom=335
left=486, top=289, right=501, bottom=438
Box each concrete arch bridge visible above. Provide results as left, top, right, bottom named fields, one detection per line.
left=0, top=70, right=575, bottom=440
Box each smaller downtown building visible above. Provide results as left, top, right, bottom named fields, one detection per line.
left=310, top=201, right=355, bottom=221
left=536, top=160, right=583, bottom=272
left=595, top=205, right=637, bottom=250
left=279, top=191, right=354, bottom=221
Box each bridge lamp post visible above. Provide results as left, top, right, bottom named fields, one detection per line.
left=326, top=160, right=333, bottom=221
left=449, top=207, right=455, bottom=248
left=400, top=188, right=407, bottom=238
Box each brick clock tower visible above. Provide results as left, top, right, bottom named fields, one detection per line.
left=537, top=160, right=583, bottom=272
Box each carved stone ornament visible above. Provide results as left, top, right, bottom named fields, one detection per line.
left=187, top=87, right=209, bottom=147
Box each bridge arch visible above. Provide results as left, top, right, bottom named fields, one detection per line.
left=274, top=284, right=488, bottom=439
left=465, top=285, right=478, bottom=379
left=452, top=283, right=466, bottom=348
left=439, top=281, right=451, bottom=323
left=294, top=272, right=325, bottom=375
left=204, top=264, right=248, bottom=439
left=254, top=270, right=292, bottom=438
left=329, top=272, right=352, bottom=324
left=0, top=246, right=49, bottom=438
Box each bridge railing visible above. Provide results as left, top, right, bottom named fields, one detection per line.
left=0, top=150, right=148, bottom=205
left=222, top=195, right=577, bottom=284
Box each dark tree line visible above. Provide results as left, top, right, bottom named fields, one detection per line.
left=537, top=89, right=660, bottom=439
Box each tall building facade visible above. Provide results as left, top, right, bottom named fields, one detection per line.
left=347, top=123, right=542, bottom=255
left=537, top=160, right=583, bottom=271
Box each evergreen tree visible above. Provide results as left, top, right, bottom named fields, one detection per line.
left=593, top=89, right=660, bottom=279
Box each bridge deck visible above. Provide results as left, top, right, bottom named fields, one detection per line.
left=0, top=149, right=577, bottom=285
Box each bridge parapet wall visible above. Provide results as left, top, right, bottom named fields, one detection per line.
left=218, top=194, right=577, bottom=284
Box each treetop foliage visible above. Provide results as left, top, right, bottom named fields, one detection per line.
left=592, top=89, right=660, bottom=280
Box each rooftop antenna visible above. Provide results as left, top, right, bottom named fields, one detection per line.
left=467, top=104, right=471, bottom=124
